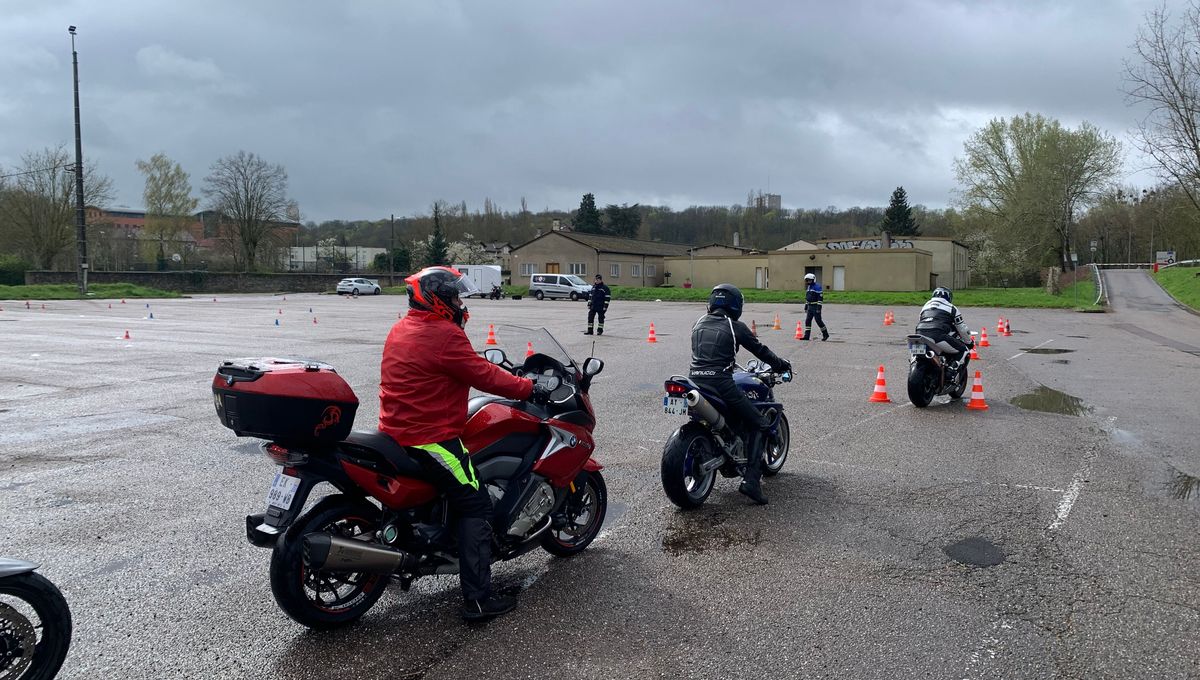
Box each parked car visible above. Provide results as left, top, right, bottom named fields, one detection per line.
left=529, top=273, right=592, bottom=301
left=336, top=278, right=381, bottom=296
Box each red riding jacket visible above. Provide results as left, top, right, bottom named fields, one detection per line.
left=379, top=310, right=533, bottom=446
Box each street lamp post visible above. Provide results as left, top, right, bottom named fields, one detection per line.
left=69, top=26, right=88, bottom=294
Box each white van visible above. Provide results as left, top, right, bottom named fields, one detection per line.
left=529, top=273, right=592, bottom=301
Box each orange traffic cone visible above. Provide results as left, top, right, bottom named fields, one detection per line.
left=997, top=315, right=1004, bottom=331
left=1002, top=319, right=1012, bottom=337
left=751, top=319, right=758, bottom=337
left=794, top=320, right=804, bottom=340
left=485, top=324, right=498, bottom=345
left=123, top=330, right=131, bottom=340
left=980, top=327, right=990, bottom=347
left=108, top=303, right=112, bottom=309
left=121, top=299, right=126, bottom=304
left=869, top=365, right=891, bottom=403
left=970, top=344, right=980, bottom=360
left=647, top=323, right=658, bottom=343
left=772, top=314, right=782, bottom=331
left=884, top=310, right=894, bottom=326
left=966, top=371, right=989, bottom=410
left=525, top=341, right=535, bottom=358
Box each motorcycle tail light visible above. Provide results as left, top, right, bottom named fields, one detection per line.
left=664, top=382, right=688, bottom=395
left=263, top=443, right=307, bottom=466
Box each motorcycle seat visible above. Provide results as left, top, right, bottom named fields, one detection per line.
left=342, top=430, right=431, bottom=479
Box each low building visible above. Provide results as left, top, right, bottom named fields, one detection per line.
left=665, top=248, right=935, bottom=292
left=801, top=235, right=970, bottom=289
left=508, top=231, right=689, bottom=287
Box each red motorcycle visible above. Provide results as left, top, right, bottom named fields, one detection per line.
left=212, top=327, right=606, bottom=629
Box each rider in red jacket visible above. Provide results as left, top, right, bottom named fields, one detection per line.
left=379, top=266, right=545, bottom=622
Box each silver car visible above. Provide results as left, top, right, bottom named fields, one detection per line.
left=336, top=278, right=381, bottom=296
left=529, top=273, right=592, bottom=301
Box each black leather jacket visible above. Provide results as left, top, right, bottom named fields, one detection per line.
left=588, top=283, right=611, bottom=311
left=689, top=310, right=787, bottom=378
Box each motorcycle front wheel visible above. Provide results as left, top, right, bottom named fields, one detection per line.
left=907, top=362, right=936, bottom=407
left=542, top=471, right=607, bottom=557
left=0, top=571, right=72, bottom=680
left=661, top=427, right=718, bottom=509
left=269, top=495, right=388, bottom=630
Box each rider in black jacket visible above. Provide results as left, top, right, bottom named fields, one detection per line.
left=585, top=274, right=611, bottom=335
left=689, top=284, right=792, bottom=504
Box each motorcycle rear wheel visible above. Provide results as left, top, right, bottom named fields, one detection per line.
left=907, top=362, right=936, bottom=407
left=542, top=471, right=607, bottom=557
left=0, top=572, right=71, bottom=680
left=269, top=496, right=387, bottom=630
left=661, top=427, right=717, bottom=509
left=762, top=413, right=790, bottom=477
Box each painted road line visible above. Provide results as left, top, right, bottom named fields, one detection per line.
left=1048, top=445, right=1097, bottom=531
left=1007, top=339, right=1054, bottom=361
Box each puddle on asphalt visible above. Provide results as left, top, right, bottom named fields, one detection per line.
left=1021, top=348, right=1075, bottom=355
left=1010, top=386, right=1091, bottom=416
left=944, top=536, right=1005, bottom=568
left=662, top=509, right=761, bottom=555
left=1051, top=359, right=1070, bottom=364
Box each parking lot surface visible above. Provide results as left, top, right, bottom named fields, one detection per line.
left=1, top=273, right=1197, bottom=679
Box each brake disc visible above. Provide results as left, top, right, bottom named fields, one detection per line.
left=0, top=600, right=36, bottom=678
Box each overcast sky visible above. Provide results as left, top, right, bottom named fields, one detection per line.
left=0, top=0, right=1172, bottom=223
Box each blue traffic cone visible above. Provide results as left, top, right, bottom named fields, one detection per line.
left=145, top=303, right=150, bottom=309
left=148, top=312, right=154, bottom=320
left=274, top=318, right=280, bottom=326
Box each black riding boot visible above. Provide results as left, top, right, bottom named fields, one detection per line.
left=738, top=431, right=769, bottom=505
left=821, top=327, right=830, bottom=341
left=458, top=518, right=517, bottom=622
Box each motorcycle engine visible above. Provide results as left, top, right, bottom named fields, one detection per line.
left=507, top=482, right=555, bottom=538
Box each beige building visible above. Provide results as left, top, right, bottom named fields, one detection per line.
left=508, top=231, right=689, bottom=287
left=809, top=235, right=970, bottom=289
left=665, top=248, right=934, bottom=292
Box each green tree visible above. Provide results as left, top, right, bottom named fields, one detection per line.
left=572, top=193, right=602, bottom=233
left=202, top=151, right=290, bottom=271
left=954, top=113, right=1121, bottom=271
left=603, top=203, right=642, bottom=238
left=880, top=186, right=920, bottom=236
left=427, top=202, right=449, bottom=265
left=136, top=153, right=198, bottom=269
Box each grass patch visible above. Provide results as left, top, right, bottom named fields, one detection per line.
left=0, top=283, right=181, bottom=300
left=1155, top=265, right=1200, bottom=311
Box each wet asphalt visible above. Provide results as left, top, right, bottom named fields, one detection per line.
left=0, top=275, right=1197, bottom=679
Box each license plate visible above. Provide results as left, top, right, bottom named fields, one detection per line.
left=266, top=472, right=301, bottom=510
left=663, top=396, right=688, bottom=416
left=908, top=342, right=926, bottom=355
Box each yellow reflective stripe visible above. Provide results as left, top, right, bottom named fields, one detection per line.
left=413, top=442, right=479, bottom=490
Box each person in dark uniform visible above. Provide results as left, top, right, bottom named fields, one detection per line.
left=585, top=274, right=611, bottom=335
left=689, top=284, right=792, bottom=504
left=802, top=273, right=829, bottom=341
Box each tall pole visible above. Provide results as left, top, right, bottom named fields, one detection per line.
left=69, top=27, right=88, bottom=293
left=389, top=214, right=395, bottom=287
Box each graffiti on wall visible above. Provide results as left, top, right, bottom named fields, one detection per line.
left=823, top=239, right=914, bottom=250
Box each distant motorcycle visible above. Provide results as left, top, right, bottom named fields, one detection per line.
left=489, top=284, right=504, bottom=300
left=905, top=333, right=970, bottom=407
left=659, top=361, right=791, bottom=509
left=0, top=559, right=72, bottom=680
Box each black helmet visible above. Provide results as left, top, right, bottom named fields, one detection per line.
left=932, top=287, right=953, bottom=303
left=708, top=283, right=744, bottom=320
left=406, top=266, right=479, bottom=327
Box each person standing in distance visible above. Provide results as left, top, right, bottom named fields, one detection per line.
left=802, top=273, right=830, bottom=341
left=585, top=273, right=611, bottom=335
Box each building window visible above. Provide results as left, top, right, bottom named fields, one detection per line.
left=631, top=264, right=641, bottom=278
left=520, top=263, right=534, bottom=276
left=646, top=264, right=656, bottom=277
left=569, top=263, right=587, bottom=276
left=609, top=263, right=620, bottom=278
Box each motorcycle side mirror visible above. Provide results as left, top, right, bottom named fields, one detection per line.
left=746, top=359, right=760, bottom=371
left=582, top=357, right=604, bottom=377
left=484, top=348, right=508, bottom=366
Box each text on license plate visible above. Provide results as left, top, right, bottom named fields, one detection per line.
left=908, top=343, right=926, bottom=355
left=663, top=396, right=689, bottom=416
left=266, top=472, right=301, bottom=510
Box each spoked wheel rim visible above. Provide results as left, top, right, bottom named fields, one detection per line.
left=764, top=415, right=790, bottom=473
left=683, top=437, right=716, bottom=500
left=0, top=601, right=37, bottom=679
left=300, top=515, right=383, bottom=613
left=550, top=481, right=603, bottom=547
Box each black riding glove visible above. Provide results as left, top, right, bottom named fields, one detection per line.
left=773, top=359, right=793, bottom=375
left=529, top=382, right=554, bottom=404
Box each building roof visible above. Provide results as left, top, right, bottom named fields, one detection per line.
left=513, top=231, right=690, bottom=257
left=689, top=242, right=759, bottom=253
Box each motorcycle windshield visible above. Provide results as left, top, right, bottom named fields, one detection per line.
left=488, top=324, right=576, bottom=369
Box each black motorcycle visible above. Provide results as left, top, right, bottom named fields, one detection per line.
left=660, top=361, right=791, bottom=509
left=0, top=559, right=72, bottom=680
left=905, top=333, right=970, bottom=407
left=488, top=284, right=504, bottom=300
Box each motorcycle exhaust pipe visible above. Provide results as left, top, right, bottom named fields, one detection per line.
left=303, top=533, right=417, bottom=573
left=685, top=390, right=727, bottom=432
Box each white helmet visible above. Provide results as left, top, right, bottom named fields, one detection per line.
left=804, top=273, right=816, bottom=282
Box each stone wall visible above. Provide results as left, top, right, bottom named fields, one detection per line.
left=24, top=270, right=400, bottom=293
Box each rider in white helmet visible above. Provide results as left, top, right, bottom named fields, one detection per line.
left=802, top=273, right=829, bottom=341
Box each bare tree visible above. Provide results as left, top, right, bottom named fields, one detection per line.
left=0, top=146, right=113, bottom=269
left=136, top=153, right=198, bottom=267
left=202, top=151, right=290, bottom=271
left=1125, top=2, right=1200, bottom=212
